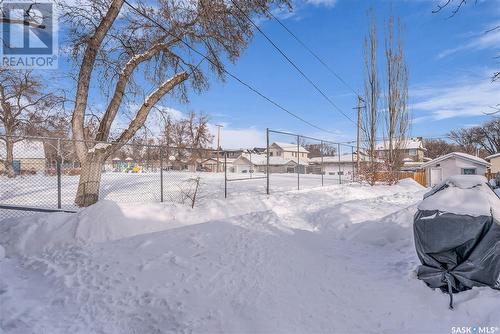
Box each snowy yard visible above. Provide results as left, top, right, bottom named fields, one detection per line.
left=0, top=179, right=498, bottom=333
left=0, top=171, right=345, bottom=210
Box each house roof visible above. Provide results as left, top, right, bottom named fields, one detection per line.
left=485, top=152, right=500, bottom=161
left=309, top=154, right=383, bottom=164
left=375, top=138, right=426, bottom=151
left=271, top=142, right=309, bottom=153
left=236, top=154, right=296, bottom=166
left=421, top=152, right=491, bottom=169
left=0, top=139, right=45, bottom=159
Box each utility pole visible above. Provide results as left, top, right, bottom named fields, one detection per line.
left=216, top=124, right=223, bottom=173
left=354, top=96, right=365, bottom=177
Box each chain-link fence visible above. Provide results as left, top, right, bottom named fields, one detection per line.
left=0, top=132, right=358, bottom=220
left=265, top=129, right=357, bottom=193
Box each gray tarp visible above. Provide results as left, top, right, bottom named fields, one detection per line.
left=413, top=190, right=500, bottom=309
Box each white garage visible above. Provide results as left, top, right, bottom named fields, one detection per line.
left=422, top=152, right=490, bottom=187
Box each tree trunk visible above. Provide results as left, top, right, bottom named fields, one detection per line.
left=75, top=152, right=105, bottom=207
left=4, top=137, right=15, bottom=178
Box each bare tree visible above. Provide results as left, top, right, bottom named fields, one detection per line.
left=383, top=16, right=409, bottom=184
left=449, top=118, right=500, bottom=156
left=0, top=69, right=60, bottom=177
left=61, top=0, right=290, bottom=206
left=424, top=139, right=458, bottom=159
left=361, top=8, right=380, bottom=186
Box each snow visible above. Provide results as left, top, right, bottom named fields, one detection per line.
left=418, top=175, right=500, bottom=218
left=1, top=179, right=499, bottom=333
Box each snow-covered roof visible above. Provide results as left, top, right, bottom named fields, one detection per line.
left=421, top=152, right=491, bottom=169
left=271, top=142, right=309, bottom=153
left=419, top=175, right=499, bottom=219
left=0, top=139, right=45, bottom=159
left=236, top=154, right=296, bottom=166
left=375, top=138, right=426, bottom=151
left=310, top=154, right=383, bottom=164
left=485, top=152, right=500, bottom=161
left=309, top=155, right=354, bottom=163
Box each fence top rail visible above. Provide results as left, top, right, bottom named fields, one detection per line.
left=267, top=129, right=356, bottom=149
left=0, top=134, right=231, bottom=152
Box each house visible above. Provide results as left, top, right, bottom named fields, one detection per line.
left=421, top=152, right=491, bottom=187
left=308, top=152, right=384, bottom=177
left=308, top=154, right=357, bottom=176
left=375, top=137, right=427, bottom=163
left=267, top=142, right=309, bottom=163
left=0, top=139, right=46, bottom=174
left=232, top=153, right=298, bottom=174
left=200, top=157, right=235, bottom=172
left=485, top=153, right=500, bottom=173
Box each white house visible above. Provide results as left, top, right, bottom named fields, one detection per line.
left=421, top=152, right=491, bottom=187
left=267, top=142, right=309, bottom=164
left=375, top=137, right=427, bottom=163
left=485, top=153, right=500, bottom=173
left=232, top=153, right=298, bottom=174
left=0, top=139, right=46, bottom=174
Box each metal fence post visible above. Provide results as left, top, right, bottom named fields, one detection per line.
left=266, top=128, right=270, bottom=195
left=338, top=143, right=342, bottom=185
left=321, top=140, right=324, bottom=187
left=224, top=152, right=227, bottom=198
left=57, top=138, right=62, bottom=209
left=351, top=145, right=355, bottom=182
left=160, top=146, right=164, bottom=202
left=297, top=135, right=300, bottom=190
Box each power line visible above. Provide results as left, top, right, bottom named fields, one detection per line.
left=229, top=0, right=356, bottom=125
left=268, top=10, right=361, bottom=99
left=122, top=0, right=338, bottom=135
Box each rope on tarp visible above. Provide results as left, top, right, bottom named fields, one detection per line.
left=444, top=271, right=454, bottom=310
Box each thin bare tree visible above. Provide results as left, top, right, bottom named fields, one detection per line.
left=0, top=69, right=60, bottom=177
left=384, top=15, right=409, bottom=184
left=60, top=0, right=290, bottom=206
left=361, top=8, right=380, bottom=186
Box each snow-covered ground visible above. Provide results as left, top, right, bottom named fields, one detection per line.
left=0, top=179, right=498, bottom=333
left=0, top=171, right=345, bottom=214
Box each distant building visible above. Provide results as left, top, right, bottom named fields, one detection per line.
left=232, top=153, right=298, bottom=174
left=375, top=138, right=427, bottom=163
left=267, top=142, right=309, bottom=162
left=485, top=153, right=500, bottom=173
left=0, top=139, right=46, bottom=175
left=421, top=152, right=490, bottom=187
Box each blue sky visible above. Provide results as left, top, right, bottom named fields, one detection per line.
left=46, top=0, right=499, bottom=148
left=159, top=0, right=499, bottom=148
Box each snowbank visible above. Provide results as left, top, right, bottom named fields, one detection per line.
left=1, top=181, right=498, bottom=334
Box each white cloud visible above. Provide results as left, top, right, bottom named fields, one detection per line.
left=305, top=0, right=338, bottom=7
left=410, top=77, right=500, bottom=122
left=208, top=124, right=265, bottom=149
left=437, top=21, right=500, bottom=59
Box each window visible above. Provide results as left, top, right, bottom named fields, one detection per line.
left=270, top=152, right=273, bottom=157
left=409, top=149, right=417, bottom=156
left=462, top=168, right=476, bottom=175
left=277, top=151, right=281, bottom=156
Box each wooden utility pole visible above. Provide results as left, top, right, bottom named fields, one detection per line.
left=215, top=124, right=223, bottom=172
left=355, top=96, right=364, bottom=174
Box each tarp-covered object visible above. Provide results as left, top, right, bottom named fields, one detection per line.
left=414, top=175, right=500, bottom=309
